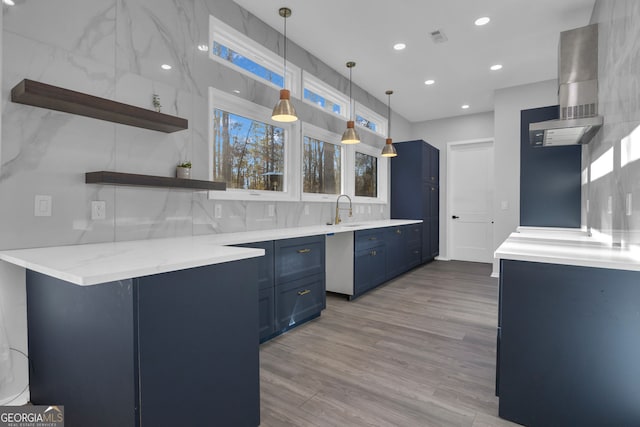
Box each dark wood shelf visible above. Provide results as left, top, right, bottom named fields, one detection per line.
left=11, top=79, right=188, bottom=133
left=86, top=171, right=226, bottom=191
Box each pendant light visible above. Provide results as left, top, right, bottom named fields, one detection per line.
left=341, top=61, right=360, bottom=144
left=271, top=7, right=298, bottom=122
left=381, top=90, right=398, bottom=157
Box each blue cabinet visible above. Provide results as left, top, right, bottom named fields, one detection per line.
left=354, top=244, right=386, bottom=297
left=274, top=235, right=326, bottom=333
left=238, top=235, right=326, bottom=342
left=26, top=258, right=261, bottom=427
left=391, top=140, right=439, bottom=262
left=235, top=241, right=275, bottom=342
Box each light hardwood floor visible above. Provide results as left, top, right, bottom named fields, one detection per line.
left=259, top=261, right=522, bottom=427
left=260, top=261, right=517, bottom=427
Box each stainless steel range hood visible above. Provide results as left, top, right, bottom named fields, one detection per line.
left=530, top=23, right=603, bottom=147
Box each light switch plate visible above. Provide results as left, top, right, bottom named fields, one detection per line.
left=607, top=196, right=613, bottom=214
left=214, top=204, right=222, bottom=219
left=304, top=205, right=310, bottom=215
left=91, top=201, right=106, bottom=220
left=34, top=195, right=52, bottom=217
left=626, top=193, right=632, bottom=216
left=501, top=201, right=509, bottom=210
left=268, top=204, right=275, bottom=217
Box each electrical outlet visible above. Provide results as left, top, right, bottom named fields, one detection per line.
left=34, top=195, right=52, bottom=217
left=380, top=206, right=384, bottom=214
left=304, top=205, right=310, bottom=215
left=214, top=204, right=222, bottom=219
left=607, top=196, right=613, bottom=214
left=626, top=193, right=632, bottom=216
left=268, top=204, right=275, bottom=217
left=91, top=201, right=106, bottom=220
left=501, top=201, right=509, bottom=210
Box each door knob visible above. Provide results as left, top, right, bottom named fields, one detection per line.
left=452, top=215, right=459, bottom=219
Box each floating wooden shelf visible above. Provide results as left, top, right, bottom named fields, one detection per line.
left=86, top=171, right=226, bottom=191
left=11, top=79, right=188, bottom=133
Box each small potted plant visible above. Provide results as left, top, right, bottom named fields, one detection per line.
left=152, top=94, right=162, bottom=112
left=176, top=161, right=192, bottom=179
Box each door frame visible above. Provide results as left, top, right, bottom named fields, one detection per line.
left=446, top=138, right=495, bottom=262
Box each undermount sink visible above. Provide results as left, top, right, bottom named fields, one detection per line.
left=340, top=223, right=362, bottom=228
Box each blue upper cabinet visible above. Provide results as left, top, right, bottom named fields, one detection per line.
left=391, top=140, right=440, bottom=262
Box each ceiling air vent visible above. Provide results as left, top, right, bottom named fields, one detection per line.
left=430, top=29, right=448, bottom=44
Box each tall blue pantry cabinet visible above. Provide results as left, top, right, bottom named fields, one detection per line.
left=390, top=140, right=440, bottom=263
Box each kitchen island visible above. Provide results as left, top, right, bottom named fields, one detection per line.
left=0, top=219, right=421, bottom=426
left=494, top=230, right=640, bottom=427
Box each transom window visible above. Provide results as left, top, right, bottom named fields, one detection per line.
left=209, top=15, right=300, bottom=96
left=302, top=72, right=348, bottom=118
left=355, top=103, right=386, bottom=137
left=213, top=109, right=285, bottom=192
left=212, top=42, right=284, bottom=88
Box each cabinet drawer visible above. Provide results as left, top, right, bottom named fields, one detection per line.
left=354, top=229, right=385, bottom=251
left=407, top=247, right=422, bottom=268
left=275, top=235, right=325, bottom=284
left=275, top=274, right=325, bottom=330
left=407, top=224, right=422, bottom=246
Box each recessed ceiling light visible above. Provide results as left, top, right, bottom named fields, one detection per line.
left=161, top=64, right=172, bottom=70
left=3, top=0, right=15, bottom=5
left=490, top=64, right=503, bottom=71
left=461, top=104, right=470, bottom=109
left=475, top=17, right=490, bottom=26
left=197, top=44, right=208, bottom=52
left=424, top=79, right=435, bottom=85
left=393, top=43, right=406, bottom=51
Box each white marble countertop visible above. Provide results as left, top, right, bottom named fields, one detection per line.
left=0, top=219, right=422, bottom=286
left=495, top=228, right=640, bottom=272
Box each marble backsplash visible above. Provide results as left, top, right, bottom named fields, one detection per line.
left=584, top=0, right=640, bottom=247
left=0, top=0, right=398, bottom=251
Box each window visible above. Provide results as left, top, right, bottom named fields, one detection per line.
left=302, top=124, right=343, bottom=199
left=212, top=42, right=284, bottom=88
left=302, top=72, right=348, bottom=118
left=347, top=143, right=388, bottom=204
left=209, top=88, right=300, bottom=201
left=209, top=15, right=300, bottom=96
left=354, top=152, right=377, bottom=198
left=213, top=109, right=285, bottom=192
left=355, top=103, right=386, bottom=137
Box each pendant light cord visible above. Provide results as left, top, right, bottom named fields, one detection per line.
left=388, top=93, right=391, bottom=138
left=349, top=67, right=353, bottom=121
left=283, top=13, right=287, bottom=88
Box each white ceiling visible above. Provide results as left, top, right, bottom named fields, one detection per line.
left=233, top=0, right=595, bottom=123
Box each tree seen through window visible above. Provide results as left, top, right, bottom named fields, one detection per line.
left=213, top=109, right=285, bottom=191
left=355, top=152, right=377, bottom=198
left=303, top=136, right=341, bottom=195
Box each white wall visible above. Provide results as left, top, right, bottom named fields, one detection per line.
left=492, top=79, right=558, bottom=274
left=410, top=112, right=494, bottom=258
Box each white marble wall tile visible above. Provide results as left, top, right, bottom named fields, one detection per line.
left=116, top=0, right=198, bottom=93
left=0, top=34, right=117, bottom=250
left=3, top=0, right=116, bottom=68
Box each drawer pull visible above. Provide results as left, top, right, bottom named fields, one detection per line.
left=368, top=237, right=377, bottom=241
left=297, top=248, right=311, bottom=254
left=396, top=229, right=402, bottom=234
left=297, top=289, right=311, bottom=296
left=370, top=250, right=377, bottom=256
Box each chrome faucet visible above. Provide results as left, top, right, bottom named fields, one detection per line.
left=334, top=194, right=353, bottom=225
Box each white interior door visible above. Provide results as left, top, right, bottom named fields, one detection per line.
left=448, top=141, right=494, bottom=263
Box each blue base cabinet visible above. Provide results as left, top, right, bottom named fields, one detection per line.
left=274, top=235, right=326, bottom=333
left=26, top=258, right=260, bottom=427
left=235, top=241, right=275, bottom=342
left=240, top=235, right=326, bottom=342
left=352, top=225, right=421, bottom=299
left=498, top=259, right=640, bottom=426
left=391, top=140, right=439, bottom=262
